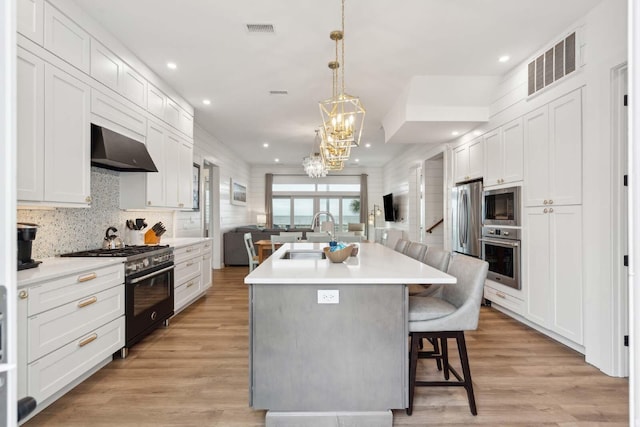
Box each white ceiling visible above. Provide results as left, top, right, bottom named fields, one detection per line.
left=72, top=0, right=601, bottom=168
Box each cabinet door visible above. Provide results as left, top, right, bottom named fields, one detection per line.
left=453, top=145, right=468, bottom=184
left=145, top=121, right=166, bottom=207
left=165, top=98, right=181, bottom=130
left=43, top=64, right=91, bottom=204
left=17, top=48, right=45, bottom=201
left=483, top=128, right=502, bottom=186
left=17, top=0, right=44, bottom=45
left=122, top=64, right=147, bottom=108
left=201, top=242, right=213, bottom=290
left=467, top=137, right=484, bottom=180
left=164, top=133, right=181, bottom=208
left=179, top=109, right=193, bottom=138
left=550, top=205, right=583, bottom=344
left=549, top=89, right=582, bottom=206
left=502, top=117, right=524, bottom=183
left=43, top=2, right=90, bottom=73
left=525, top=207, right=551, bottom=327
left=90, top=39, right=124, bottom=93
left=523, top=106, right=549, bottom=206
left=178, top=141, right=193, bottom=209
left=147, top=84, right=165, bottom=120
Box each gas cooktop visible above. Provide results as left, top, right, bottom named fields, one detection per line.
left=61, top=245, right=170, bottom=258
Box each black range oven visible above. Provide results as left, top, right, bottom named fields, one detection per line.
left=480, top=227, right=520, bottom=290
left=62, top=245, right=174, bottom=357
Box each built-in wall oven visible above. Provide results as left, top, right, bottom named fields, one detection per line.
left=483, top=186, right=521, bottom=226
left=480, top=227, right=520, bottom=290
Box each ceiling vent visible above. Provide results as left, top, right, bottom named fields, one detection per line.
left=246, top=24, right=275, bottom=33
left=528, top=31, right=577, bottom=96
left=269, top=90, right=288, bottom=95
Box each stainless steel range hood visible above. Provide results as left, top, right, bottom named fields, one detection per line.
left=91, top=124, right=158, bottom=172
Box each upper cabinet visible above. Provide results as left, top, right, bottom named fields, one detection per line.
left=524, top=89, right=582, bottom=207
left=148, top=84, right=194, bottom=138
left=17, top=0, right=44, bottom=45
left=90, top=39, right=124, bottom=93
left=122, top=64, right=147, bottom=108
left=43, top=2, right=90, bottom=73
left=17, top=48, right=91, bottom=206
left=484, top=117, right=524, bottom=187
left=453, top=137, right=483, bottom=184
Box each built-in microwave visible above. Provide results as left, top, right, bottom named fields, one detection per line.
left=482, top=186, right=521, bottom=226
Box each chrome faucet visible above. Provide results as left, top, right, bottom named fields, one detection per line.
left=311, top=211, right=336, bottom=238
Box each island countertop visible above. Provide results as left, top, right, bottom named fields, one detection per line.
left=244, top=241, right=456, bottom=285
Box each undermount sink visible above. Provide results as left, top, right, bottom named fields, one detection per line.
left=280, top=250, right=326, bottom=260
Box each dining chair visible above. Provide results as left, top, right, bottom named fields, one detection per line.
left=406, top=253, right=489, bottom=416
left=306, top=232, right=332, bottom=243
left=243, top=233, right=259, bottom=272
left=336, top=235, right=362, bottom=243
left=271, top=234, right=298, bottom=253
left=394, top=238, right=411, bottom=254
left=347, top=222, right=365, bottom=236
left=405, top=242, right=428, bottom=261
left=279, top=231, right=303, bottom=240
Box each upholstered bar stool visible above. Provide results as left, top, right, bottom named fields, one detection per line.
left=407, top=253, right=488, bottom=416
left=394, top=238, right=411, bottom=254
left=405, top=242, right=428, bottom=261
left=271, top=234, right=298, bottom=253
left=306, top=232, right=332, bottom=243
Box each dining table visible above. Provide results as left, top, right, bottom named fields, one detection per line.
left=254, top=239, right=283, bottom=263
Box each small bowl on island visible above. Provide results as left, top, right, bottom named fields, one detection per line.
left=323, top=244, right=353, bottom=263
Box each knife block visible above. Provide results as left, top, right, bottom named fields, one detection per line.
left=144, top=229, right=161, bottom=245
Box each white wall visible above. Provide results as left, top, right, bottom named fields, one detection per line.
left=191, top=124, right=251, bottom=268
left=424, top=157, right=445, bottom=247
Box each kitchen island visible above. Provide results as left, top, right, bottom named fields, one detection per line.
left=245, top=242, right=456, bottom=427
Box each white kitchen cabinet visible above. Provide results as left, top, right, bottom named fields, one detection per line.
left=201, top=240, right=213, bottom=291
left=122, top=64, right=147, bottom=108
left=43, top=63, right=91, bottom=205
left=120, top=121, right=193, bottom=209
left=165, top=98, right=181, bottom=130
left=17, top=263, right=125, bottom=411
left=17, top=47, right=45, bottom=201
left=90, top=39, right=124, bottom=93
left=453, top=137, right=483, bottom=184
left=17, top=0, right=44, bottom=45
left=173, top=243, right=204, bottom=313
left=524, top=205, right=583, bottom=344
left=524, top=89, right=582, bottom=207
left=147, top=83, right=166, bottom=120
left=484, top=117, right=523, bottom=187
left=90, top=88, right=147, bottom=138
left=43, top=2, right=90, bottom=73
left=179, top=108, right=194, bottom=138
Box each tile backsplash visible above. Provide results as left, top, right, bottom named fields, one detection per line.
left=18, top=167, right=174, bottom=259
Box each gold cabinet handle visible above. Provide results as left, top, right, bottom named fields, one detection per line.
left=186, top=248, right=194, bottom=253
left=78, top=296, right=97, bottom=308
left=148, top=201, right=152, bottom=206
left=186, top=281, right=195, bottom=288
left=85, top=196, right=92, bottom=203
left=549, top=208, right=554, bottom=213
left=18, top=290, right=28, bottom=299
left=78, top=333, right=98, bottom=347
left=548, top=199, right=553, bottom=205
left=543, top=199, right=548, bottom=205
left=179, top=203, right=184, bottom=208
left=78, top=273, right=97, bottom=282
left=186, top=262, right=194, bottom=267
left=543, top=208, right=548, bottom=213
left=496, top=291, right=506, bottom=299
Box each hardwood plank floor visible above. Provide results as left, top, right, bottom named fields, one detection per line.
left=25, top=267, right=628, bottom=426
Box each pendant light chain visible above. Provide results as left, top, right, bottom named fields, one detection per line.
left=341, top=0, right=345, bottom=95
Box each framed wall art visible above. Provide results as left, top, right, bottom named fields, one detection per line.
left=230, top=178, right=247, bottom=206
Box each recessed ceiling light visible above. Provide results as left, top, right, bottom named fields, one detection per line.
left=354, top=158, right=360, bottom=162
left=202, top=99, right=211, bottom=105
left=451, top=131, right=460, bottom=136
left=167, top=62, right=177, bottom=70
left=365, top=143, right=371, bottom=148
left=263, top=143, right=269, bottom=148
left=498, top=55, right=510, bottom=63
left=274, top=158, right=280, bottom=162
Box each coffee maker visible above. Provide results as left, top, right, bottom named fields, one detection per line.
left=17, top=222, right=41, bottom=270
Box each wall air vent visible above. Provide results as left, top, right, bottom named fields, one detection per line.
left=246, top=24, right=275, bottom=33
left=269, top=90, right=288, bottom=95
left=527, top=31, right=578, bottom=96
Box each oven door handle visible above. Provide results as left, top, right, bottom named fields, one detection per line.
left=480, top=238, right=520, bottom=247
left=129, top=265, right=175, bottom=284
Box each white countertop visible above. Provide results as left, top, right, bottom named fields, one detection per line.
left=162, top=237, right=212, bottom=248
left=245, top=242, right=456, bottom=285
left=17, top=257, right=124, bottom=288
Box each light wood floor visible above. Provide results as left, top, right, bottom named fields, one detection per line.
left=26, top=267, right=629, bottom=426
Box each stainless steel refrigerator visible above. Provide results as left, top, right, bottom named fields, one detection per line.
left=451, top=180, right=483, bottom=257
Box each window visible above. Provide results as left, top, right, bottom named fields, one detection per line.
left=271, top=175, right=361, bottom=230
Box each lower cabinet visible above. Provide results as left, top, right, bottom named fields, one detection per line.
left=17, top=263, right=125, bottom=413
left=201, top=240, right=213, bottom=291
left=484, top=280, right=524, bottom=315
left=524, top=205, right=583, bottom=345
left=173, top=241, right=213, bottom=313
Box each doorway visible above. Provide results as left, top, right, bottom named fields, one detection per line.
left=202, top=160, right=222, bottom=268
left=422, top=153, right=445, bottom=247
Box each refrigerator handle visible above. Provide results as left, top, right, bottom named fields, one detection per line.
left=457, top=189, right=464, bottom=246
left=462, top=190, right=469, bottom=246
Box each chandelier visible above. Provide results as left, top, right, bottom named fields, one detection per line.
left=319, top=0, right=365, bottom=149
left=302, top=130, right=328, bottom=178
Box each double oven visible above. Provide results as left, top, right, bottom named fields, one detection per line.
left=481, top=186, right=521, bottom=290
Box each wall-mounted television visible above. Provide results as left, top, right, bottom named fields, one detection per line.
left=383, top=193, right=395, bottom=222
